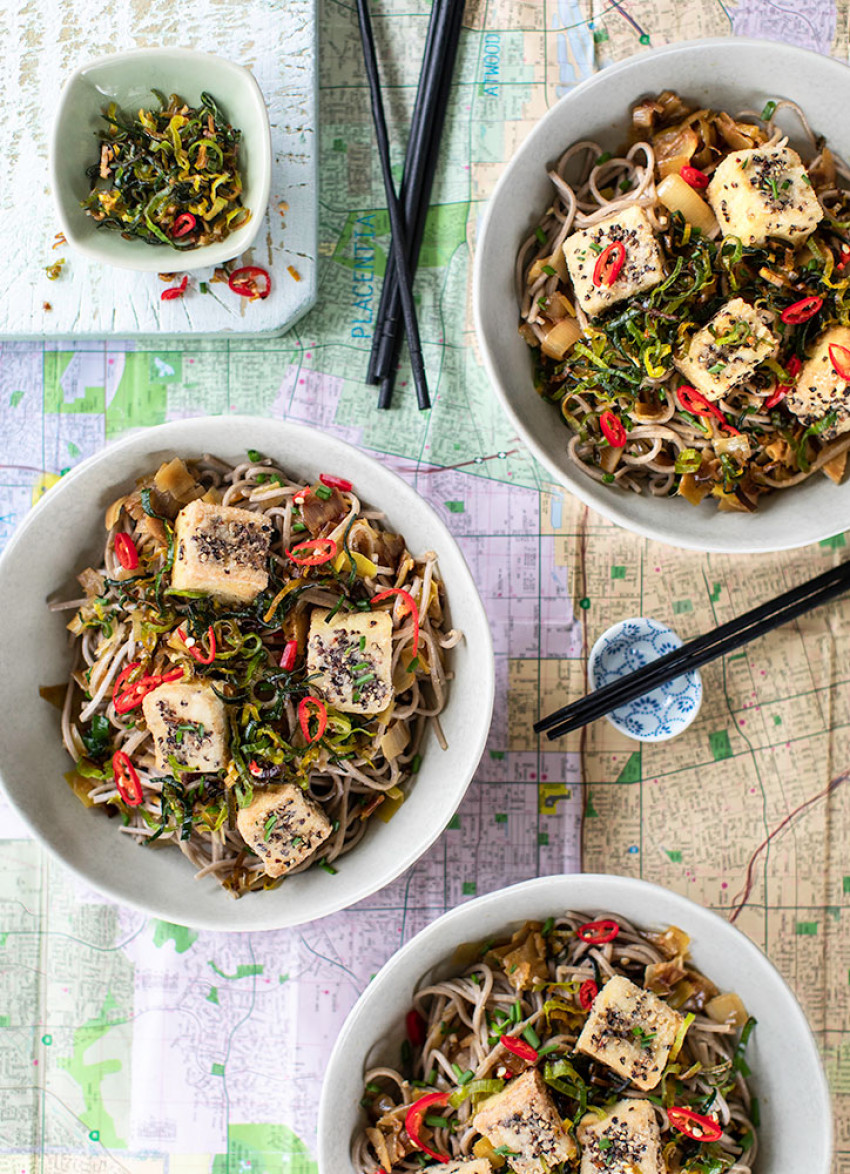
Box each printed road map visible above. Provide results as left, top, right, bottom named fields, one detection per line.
left=2, top=1, right=850, bottom=1171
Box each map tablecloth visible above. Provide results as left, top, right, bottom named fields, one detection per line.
left=2, top=1, right=850, bottom=1171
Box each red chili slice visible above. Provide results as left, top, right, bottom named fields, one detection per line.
left=171, top=213, right=197, bottom=238
left=114, top=662, right=141, bottom=696
left=576, top=919, right=620, bottom=945
left=592, top=241, right=626, bottom=287
left=228, top=266, right=271, bottom=300
left=780, top=295, right=823, bottom=325
left=676, top=386, right=740, bottom=435
left=298, top=696, right=328, bottom=743
left=764, top=354, right=802, bottom=410
left=404, top=1093, right=450, bottom=1164
left=838, top=247, right=850, bottom=272
left=248, top=759, right=263, bottom=777
left=319, top=473, right=353, bottom=492
left=599, top=410, right=627, bottom=448
left=679, top=165, right=710, bottom=189
left=112, top=750, right=143, bottom=806
left=667, top=1106, right=724, bottom=1142
left=279, top=639, right=298, bottom=672
left=371, top=588, right=420, bottom=656
left=179, top=625, right=217, bottom=664
left=287, top=538, right=338, bottom=566
left=406, top=1009, right=427, bottom=1047
left=500, top=1034, right=539, bottom=1063
left=829, top=343, right=850, bottom=380
left=579, top=979, right=598, bottom=1009
left=161, top=275, right=189, bottom=301
left=114, top=532, right=139, bottom=570
left=113, top=666, right=184, bottom=714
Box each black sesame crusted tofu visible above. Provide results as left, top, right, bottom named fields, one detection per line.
left=578, top=1099, right=663, bottom=1174
left=707, top=143, right=823, bottom=247
left=141, top=681, right=229, bottom=773
left=171, top=499, right=272, bottom=603
left=575, top=974, right=683, bottom=1091
left=307, top=608, right=393, bottom=715
left=425, top=1162, right=492, bottom=1174
left=236, top=783, right=332, bottom=878
left=786, top=325, right=850, bottom=439
left=472, top=1068, right=577, bottom=1174
left=563, top=206, right=665, bottom=318
left=674, top=296, right=778, bottom=401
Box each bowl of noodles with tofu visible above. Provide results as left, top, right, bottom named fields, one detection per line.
left=318, top=873, right=832, bottom=1174
left=0, top=417, right=493, bottom=931
left=474, top=38, right=850, bottom=552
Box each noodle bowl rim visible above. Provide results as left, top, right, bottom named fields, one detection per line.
left=473, top=36, right=850, bottom=551
left=0, top=416, right=494, bottom=931
left=318, top=872, right=831, bottom=1174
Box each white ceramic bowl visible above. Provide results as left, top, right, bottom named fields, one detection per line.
left=50, top=49, right=271, bottom=272
left=474, top=38, right=850, bottom=553
left=318, top=873, right=832, bottom=1173
left=588, top=617, right=702, bottom=741
left=0, top=418, right=494, bottom=931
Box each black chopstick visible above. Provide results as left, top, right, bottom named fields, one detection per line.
left=535, top=560, right=850, bottom=741
left=374, top=0, right=465, bottom=408
left=355, top=0, right=430, bottom=410
left=366, top=0, right=442, bottom=387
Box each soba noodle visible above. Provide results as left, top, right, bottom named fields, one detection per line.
left=51, top=453, right=460, bottom=896
left=519, top=92, right=850, bottom=511
left=356, top=911, right=757, bottom=1173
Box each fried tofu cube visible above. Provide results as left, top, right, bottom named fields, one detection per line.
left=472, top=1069, right=576, bottom=1174
left=578, top=1099, right=663, bottom=1174
left=707, top=143, right=823, bottom=246
left=236, top=783, right=332, bottom=878
left=426, top=1163, right=492, bottom=1174
left=786, top=325, right=850, bottom=439
left=307, top=608, right=393, bottom=715
left=576, top=975, right=683, bottom=1091
left=171, top=499, right=272, bottom=603
left=563, top=206, right=665, bottom=319
left=141, top=681, right=229, bottom=773
left=674, top=297, right=779, bottom=401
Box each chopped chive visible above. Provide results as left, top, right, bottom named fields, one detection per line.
left=541, top=264, right=556, bottom=277
left=407, top=656, right=420, bottom=673
left=291, top=521, right=307, bottom=533
left=365, top=1082, right=381, bottom=1093
left=424, top=1115, right=450, bottom=1129
left=458, top=1069, right=474, bottom=1085
left=410, top=753, right=422, bottom=774
left=451, top=1062, right=463, bottom=1080
left=314, top=484, right=333, bottom=500
left=199, top=281, right=209, bottom=293
left=541, top=916, right=555, bottom=936
left=263, top=814, right=277, bottom=841
left=247, top=449, right=263, bottom=463
left=427, top=1068, right=437, bottom=1085
left=588, top=241, right=603, bottom=254
left=761, top=99, right=777, bottom=120
left=359, top=635, right=366, bottom=650
left=535, top=226, right=547, bottom=245
left=537, top=1041, right=561, bottom=1057
left=523, top=1026, right=541, bottom=1049
left=596, top=151, right=612, bottom=165
left=511, top=1000, right=522, bottom=1023
left=602, top=472, right=615, bottom=483
left=354, top=671, right=375, bottom=685
left=318, top=858, right=338, bottom=875
left=708, top=362, right=726, bottom=374
left=619, top=178, right=632, bottom=192
left=291, top=835, right=303, bottom=847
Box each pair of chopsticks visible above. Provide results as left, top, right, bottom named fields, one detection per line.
left=535, top=560, right=850, bottom=741
left=355, top=0, right=465, bottom=411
